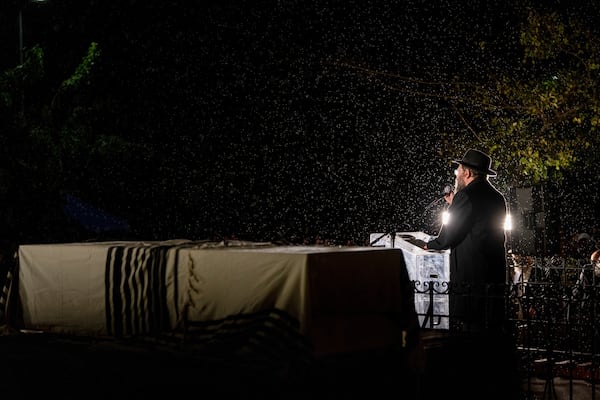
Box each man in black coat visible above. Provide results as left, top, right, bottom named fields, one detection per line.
left=425, top=148, right=507, bottom=331
left=424, top=149, right=521, bottom=400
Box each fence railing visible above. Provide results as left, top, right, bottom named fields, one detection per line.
left=414, top=255, right=600, bottom=398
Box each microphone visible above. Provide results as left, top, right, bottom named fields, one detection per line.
left=425, top=185, right=454, bottom=210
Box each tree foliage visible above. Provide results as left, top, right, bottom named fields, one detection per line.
left=0, top=41, right=137, bottom=242
left=345, top=6, right=600, bottom=191
left=451, top=8, right=600, bottom=188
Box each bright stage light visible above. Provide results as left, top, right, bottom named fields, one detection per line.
left=442, top=210, right=450, bottom=225
left=504, top=214, right=512, bottom=231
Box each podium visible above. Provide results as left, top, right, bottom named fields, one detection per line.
left=370, top=231, right=450, bottom=329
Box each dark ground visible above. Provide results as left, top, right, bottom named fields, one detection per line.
left=0, top=327, right=423, bottom=399
left=1, top=328, right=596, bottom=399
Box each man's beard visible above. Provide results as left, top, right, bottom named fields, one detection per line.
left=454, top=176, right=465, bottom=192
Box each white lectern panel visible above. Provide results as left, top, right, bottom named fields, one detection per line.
left=369, top=231, right=450, bottom=330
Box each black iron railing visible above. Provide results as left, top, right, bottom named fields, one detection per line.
left=414, top=255, right=600, bottom=399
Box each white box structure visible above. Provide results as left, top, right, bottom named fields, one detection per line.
left=369, top=231, right=450, bottom=330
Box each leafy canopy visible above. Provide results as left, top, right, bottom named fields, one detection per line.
left=457, top=9, right=600, bottom=187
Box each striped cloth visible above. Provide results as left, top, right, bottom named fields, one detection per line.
left=105, top=244, right=175, bottom=337
left=103, top=241, right=312, bottom=366
left=182, top=308, right=313, bottom=373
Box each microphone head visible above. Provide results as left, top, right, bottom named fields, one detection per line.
left=442, top=185, right=454, bottom=195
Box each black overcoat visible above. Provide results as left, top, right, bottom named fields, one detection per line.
left=426, top=178, right=507, bottom=329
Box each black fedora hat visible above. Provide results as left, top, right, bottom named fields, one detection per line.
left=452, top=149, right=497, bottom=177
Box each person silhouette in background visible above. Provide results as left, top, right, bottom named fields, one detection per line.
left=573, top=249, right=600, bottom=295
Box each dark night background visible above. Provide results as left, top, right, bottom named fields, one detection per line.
left=1, top=0, right=599, bottom=247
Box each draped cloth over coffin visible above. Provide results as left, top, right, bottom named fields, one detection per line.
left=15, top=241, right=412, bottom=355
left=104, top=243, right=183, bottom=336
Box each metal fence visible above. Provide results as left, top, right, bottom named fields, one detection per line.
left=415, top=254, right=600, bottom=399
left=510, top=255, right=599, bottom=399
